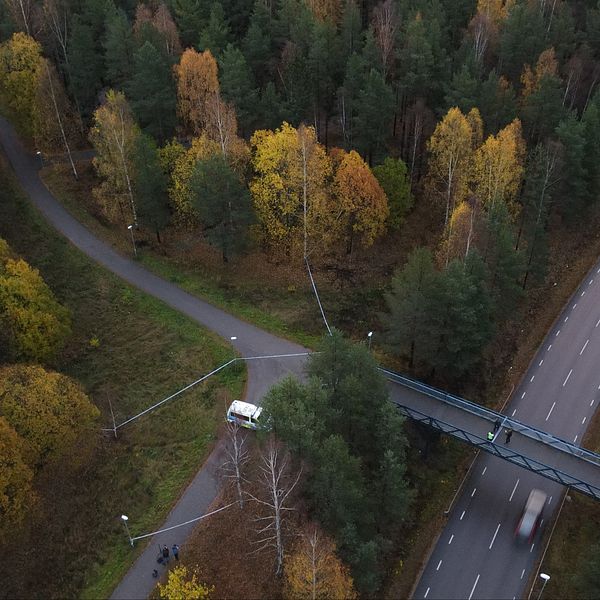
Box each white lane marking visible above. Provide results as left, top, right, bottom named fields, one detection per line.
left=512, top=409, right=517, bottom=416
left=546, top=402, right=556, bottom=421
left=591, top=399, right=595, bottom=407
left=574, top=303, right=577, bottom=308
left=597, top=268, right=600, bottom=273
left=460, top=510, right=466, bottom=520
left=509, top=478, right=520, bottom=501
left=590, top=279, right=594, bottom=285
left=489, top=523, right=501, bottom=549
left=564, top=369, right=573, bottom=386
left=582, top=416, right=587, bottom=425
left=530, top=375, right=535, bottom=382
left=540, top=519, right=544, bottom=526
left=548, top=344, right=552, bottom=351
left=596, top=318, right=600, bottom=328
left=436, top=560, right=442, bottom=571
left=471, top=488, right=477, bottom=497
left=580, top=339, right=590, bottom=355
left=530, top=543, right=536, bottom=553
left=582, top=291, right=586, bottom=296
left=468, top=574, right=481, bottom=600
left=574, top=434, right=578, bottom=443
left=482, top=467, right=487, bottom=475
left=521, top=569, right=526, bottom=580
left=521, top=392, right=526, bottom=399
left=549, top=496, right=553, bottom=505
left=539, top=359, right=544, bottom=366
left=449, top=534, right=454, bottom=544
left=564, top=316, right=569, bottom=322
left=424, top=587, right=430, bottom=598
left=556, top=330, right=561, bottom=336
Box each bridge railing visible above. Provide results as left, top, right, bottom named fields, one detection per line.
left=395, top=403, right=600, bottom=501
left=381, top=367, right=600, bottom=468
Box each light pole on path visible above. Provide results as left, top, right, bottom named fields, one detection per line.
left=367, top=331, right=373, bottom=351
left=537, top=573, right=550, bottom=599
left=127, top=224, right=137, bottom=258
left=121, top=514, right=134, bottom=546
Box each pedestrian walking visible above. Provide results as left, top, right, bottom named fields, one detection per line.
left=505, top=428, right=513, bottom=444
left=152, top=569, right=159, bottom=578
left=493, top=418, right=501, bottom=433
left=487, top=431, right=494, bottom=441
left=172, top=544, right=180, bottom=561
left=162, top=545, right=170, bottom=564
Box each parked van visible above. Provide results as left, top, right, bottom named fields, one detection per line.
left=515, top=489, right=547, bottom=543
left=226, top=400, right=263, bottom=430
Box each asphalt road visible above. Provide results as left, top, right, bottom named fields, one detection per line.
left=0, top=117, right=308, bottom=599
left=414, top=259, right=600, bottom=599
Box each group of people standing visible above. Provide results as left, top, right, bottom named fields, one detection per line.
left=152, top=544, right=180, bottom=578
left=486, top=418, right=513, bottom=443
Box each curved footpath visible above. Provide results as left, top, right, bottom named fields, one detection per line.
left=0, top=117, right=308, bottom=599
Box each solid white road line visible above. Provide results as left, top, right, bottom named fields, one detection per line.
left=436, top=560, right=442, bottom=571
left=489, top=524, right=501, bottom=550
left=449, top=534, right=454, bottom=544
left=460, top=510, right=466, bottom=520
left=468, top=574, right=480, bottom=600
left=580, top=339, right=589, bottom=355
left=564, top=369, right=573, bottom=386
left=509, top=479, right=520, bottom=501
left=546, top=403, right=556, bottom=421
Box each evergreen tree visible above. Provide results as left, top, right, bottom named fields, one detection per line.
left=127, top=41, right=176, bottom=141
left=189, top=155, right=253, bottom=262
left=198, top=1, right=231, bottom=58
left=372, top=156, right=413, bottom=229
left=353, top=68, right=393, bottom=164
left=478, top=70, right=517, bottom=135
left=521, top=73, right=565, bottom=142
left=340, top=0, right=361, bottom=63
left=581, top=95, right=600, bottom=203
left=444, top=63, right=479, bottom=114
left=219, top=43, right=258, bottom=135
left=170, top=0, right=206, bottom=46
left=555, top=111, right=587, bottom=219
left=133, top=134, right=170, bottom=242
left=242, top=0, right=274, bottom=85
left=258, top=81, right=284, bottom=130
left=103, top=7, right=134, bottom=90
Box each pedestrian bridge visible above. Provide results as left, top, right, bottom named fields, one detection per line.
left=382, top=368, right=600, bottom=501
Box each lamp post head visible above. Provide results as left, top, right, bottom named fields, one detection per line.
left=36, top=151, right=41, bottom=155
left=367, top=331, right=373, bottom=338
left=121, top=514, right=129, bottom=521
left=127, top=225, right=133, bottom=230
left=540, top=573, right=550, bottom=582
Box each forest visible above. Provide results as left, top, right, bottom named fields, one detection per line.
left=3, top=0, right=600, bottom=597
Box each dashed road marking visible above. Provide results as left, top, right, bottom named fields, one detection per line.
left=448, top=534, right=454, bottom=544
left=582, top=290, right=586, bottom=296
left=471, top=488, right=477, bottom=497
left=549, top=496, right=553, bottom=505
left=436, top=560, right=442, bottom=571
left=580, top=339, right=589, bottom=355
left=489, top=523, right=501, bottom=549
left=530, top=543, right=536, bottom=553
left=564, top=316, right=569, bottom=322
left=512, top=409, right=517, bottom=416
left=574, top=303, right=577, bottom=308
left=583, top=416, right=587, bottom=425
left=482, top=467, right=487, bottom=475
left=468, top=575, right=480, bottom=600
left=521, top=392, right=526, bottom=399
left=590, top=279, right=594, bottom=285
left=596, top=318, right=600, bottom=328
left=530, top=375, right=535, bottom=382
left=591, top=399, right=595, bottom=407
left=460, top=510, right=466, bottom=520
left=424, top=587, right=430, bottom=598
left=521, top=569, right=526, bottom=580
left=556, top=330, right=561, bottom=336
left=546, top=402, right=556, bottom=421
left=509, top=479, right=519, bottom=501
left=564, top=369, right=573, bottom=386
left=574, top=434, right=578, bottom=443
left=548, top=344, right=552, bottom=350
left=539, top=360, right=544, bottom=366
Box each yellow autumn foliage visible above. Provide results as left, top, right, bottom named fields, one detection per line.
left=158, top=566, right=213, bottom=600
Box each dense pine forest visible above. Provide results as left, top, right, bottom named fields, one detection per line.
left=3, top=0, right=600, bottom=598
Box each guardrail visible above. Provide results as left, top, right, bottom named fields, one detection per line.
left=395, top=403, right=600, bottom=501
left=380, top=367, right=600, bottom=468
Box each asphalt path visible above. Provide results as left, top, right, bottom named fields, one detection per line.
left=414, top=259, right=600, bottom=598
left=0, top=117, right=308, bottom=599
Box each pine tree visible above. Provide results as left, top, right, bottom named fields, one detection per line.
left=170, top=0, right=206, bottom=47
left=127, top=41, right=176, bottom=141
left=242, top=0, right=274, bottom=85
left=198, top=1, right=231, bottom=58
left=133, top=134, right=170, bottom=242
left=372, top=156, right=413, bottom=229
left=103, top=7, right=134, bottom=90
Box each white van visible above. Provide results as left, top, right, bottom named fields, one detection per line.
left=226, top=400, right=263, bottom=430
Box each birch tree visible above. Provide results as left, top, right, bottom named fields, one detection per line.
left=220, top=421, right=249, bottom=507
left=89, top=90, right=140, bottom=225
left=246, top=440, right=302, bottom=576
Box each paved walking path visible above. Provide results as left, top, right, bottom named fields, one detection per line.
left=0, top=117, right=308, bottom=599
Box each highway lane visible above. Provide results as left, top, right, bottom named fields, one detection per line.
left=413, top=263, right=600, bottom=599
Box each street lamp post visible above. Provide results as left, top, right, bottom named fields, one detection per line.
left=367, top=331, right=373, bottom=351
left=127, top=224, right=137, bottom=258
left=36, top=151, right=43, bottom=168
left=121, top=514, right=133, bottom=546
left=537, top=573, right=550, bottom=600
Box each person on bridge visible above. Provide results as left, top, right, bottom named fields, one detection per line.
left=493, top=418, right=501, bottom=433
left=504, top=428, right=513, bottom=444
left=487, top=431, right=494, bottom=441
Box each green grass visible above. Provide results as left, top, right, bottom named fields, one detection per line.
left=0, top=153, right=245, bottom=599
